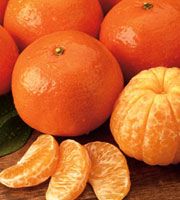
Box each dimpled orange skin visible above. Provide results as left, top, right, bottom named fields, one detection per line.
left=4, top=0, right=103, bottom=50
left=0, top=0, right=8, bottom=24
left=0, top=26, right=19, bottom=95
left=100, top=0, right=180, bottom=82
left=110, top=67, right=180, bottom=166
left=99, top=0, right=121, bottom=13
left=12, top=31, right=124, bottom=136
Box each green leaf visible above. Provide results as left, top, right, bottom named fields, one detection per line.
left=0, top=94, right=17, bottom=126
left=0, top=94, right=32, bottom=157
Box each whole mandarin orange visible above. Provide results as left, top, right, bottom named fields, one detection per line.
left=0, top=0, right=8, bottom=24
left=4, top=0, right=103, bottom=50
left=100, top=0, right=180, bottom=82
left=110, top=67, right=180, bottom=166
left=99, top=0, right=121, bottom=13
left=0, top=26, right=19, bottom=95
left=12, top=31, right=123, bottom=136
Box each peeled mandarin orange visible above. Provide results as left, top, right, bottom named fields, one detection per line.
left=0, top=25, right=19, bottom=95
left=4, top=0, right=103, bottom=50
left=0, top=134, right=59, bottom=188
left=12, top=31, right=123, bottom=136
left=46, top=139, right=91, bottom=200
left=110, top=67, right=180, bottom=165
left=85, top=141, right=130, bottom=200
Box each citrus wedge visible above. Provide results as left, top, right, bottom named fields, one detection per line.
left=0, top=134, right=59, bottom=188
left=46, top=139, right=91, bottom=200
left=85, top=141, right=131, bottom=200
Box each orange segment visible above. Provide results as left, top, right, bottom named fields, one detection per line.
left=0, top=134, right=59, bottom=188
left=46, top=139, right=91, bottom=200
left=85, top=142, right=131, bottom=200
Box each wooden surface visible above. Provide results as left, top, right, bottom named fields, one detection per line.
left=0, top=122, right=180, bottom=200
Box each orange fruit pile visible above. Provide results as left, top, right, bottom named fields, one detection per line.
left=4, top=0, right=103, bottom=50
left=12, top=30, right=123, bottom=136
left=0, top=136, right=131, bottom=199
left=0, top=0, right=180, bottom=199
left=100, top=0, right=180, bottom=81
left=110, top=67, right=180, bottom=165
left=0, top=25, right=19, bottom=95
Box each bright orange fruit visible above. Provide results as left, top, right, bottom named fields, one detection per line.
left=0, top=25, right=19, bottom=95
left=46, top=140, right=91, bottom=200
left=85, top=141, right=130, bottom=200
left=0, top=0, right=8, bottom=24
left=100, top=0, right=180, bottom=81
left=110, top=67, right=180, bottom=165
left=12, top=31, right=123, bottom=136
left=0, top=134, right=59, bottom=188
left=4, top=0, right=103, bottom=50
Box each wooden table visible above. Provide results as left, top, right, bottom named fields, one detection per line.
left=0, top=122, right=180, bottom=200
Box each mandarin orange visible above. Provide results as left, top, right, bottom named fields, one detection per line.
left=4, top=0, right=103, bottom=50
left=100, top=0, right=180, bottom=82
left=0, top=0, right=8, bottom=24
left=12, top=31, right=123, bottom=136
left=110, top=67, right=180, bottom=165
left=0, top=25, right=19, bottom=95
